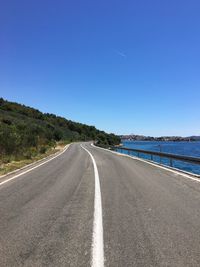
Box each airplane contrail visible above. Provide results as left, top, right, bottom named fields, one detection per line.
left=115, top=50, right=127, bottom=58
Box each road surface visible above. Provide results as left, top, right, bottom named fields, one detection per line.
left=0, top=143, right=200, bottom=266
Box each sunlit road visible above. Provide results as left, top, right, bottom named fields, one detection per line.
left=0, top=143, right=200, bottom=266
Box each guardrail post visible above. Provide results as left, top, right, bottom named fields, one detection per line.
left=170, top=158, right=173, bottom=167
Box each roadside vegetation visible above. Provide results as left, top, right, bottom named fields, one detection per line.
left=0, top=98, right=120, bottom=174
left=0, top=141, right=67, bottom=176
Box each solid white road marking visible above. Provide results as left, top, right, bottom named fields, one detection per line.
left=81, top=145, right=104, bottom=267
left=0, top=145, right=70, bottom=187
left=91, top=144, right=200, bottom=183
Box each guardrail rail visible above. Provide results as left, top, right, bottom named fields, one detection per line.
left=111, top=146, right=200, bottom=169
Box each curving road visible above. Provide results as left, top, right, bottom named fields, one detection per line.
left=0, top=143, right=200, bottom=266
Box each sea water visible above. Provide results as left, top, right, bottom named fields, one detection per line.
left=120, top=141, right=200, bottom=175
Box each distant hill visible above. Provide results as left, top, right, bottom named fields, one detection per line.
left=0, top=98, right=120, bottom=162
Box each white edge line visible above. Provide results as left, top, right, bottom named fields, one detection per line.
left=91, top=144, right=200, bottom=184
left=0, top=144, right=70, bottom=187
left=80, top=144, right=104, bottom=267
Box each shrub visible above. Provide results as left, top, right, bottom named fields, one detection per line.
left=39, top=146, right=47, bottom=154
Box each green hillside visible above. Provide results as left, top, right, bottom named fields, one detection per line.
left=0, top=98, right=120, bottom=163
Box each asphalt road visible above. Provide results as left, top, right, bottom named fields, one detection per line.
left=1, top=143, right=200, bottom=266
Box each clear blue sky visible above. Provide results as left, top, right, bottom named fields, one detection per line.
left=1, top=0, right=200, bottom=136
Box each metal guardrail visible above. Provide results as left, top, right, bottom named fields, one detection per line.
left=111, top=146, right=200, bottom=167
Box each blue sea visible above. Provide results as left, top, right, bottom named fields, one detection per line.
left=120, top=141, right=200, bottom=175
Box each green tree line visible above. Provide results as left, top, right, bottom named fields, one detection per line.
left=0, top=98, right=120, bottom=163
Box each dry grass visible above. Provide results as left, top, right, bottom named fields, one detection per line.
left=0, top=143, right=66, bottom=176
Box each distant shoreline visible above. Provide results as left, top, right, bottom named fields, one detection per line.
left=122, top=140, right=200, bottom=142
left=120, top=135, right=200, bottom=142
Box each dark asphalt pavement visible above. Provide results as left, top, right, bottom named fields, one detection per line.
left=1, top=143, right=200, bottom=266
